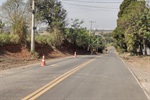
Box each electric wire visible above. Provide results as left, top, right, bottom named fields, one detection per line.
left=62, top=1, right=119, bottom=10
left=60, top=0, right=122, bottom=4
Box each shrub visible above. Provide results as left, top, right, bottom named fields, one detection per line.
left=35, top=35, right=47, bottom=44
left=0, top=33, right=21, bottom=46
left=9, top=34, right=20, bottom=44
left=31, top=51, right=39, bottom=59
left=26, top=34, right=31, bottom=42
left=0, top=33, right=10, bottom=46
left=34, top=32, right=63, bottom=47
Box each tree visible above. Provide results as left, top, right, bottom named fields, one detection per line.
left=137, top=9, right=150, bottom=55
left=64, top=19, right=91, bottom=52
left=112, top=0, right=150, bottom=55
left=90, top=35, right=104, bottom=54
left=0, top=19, right=5, bottom=33
left=76, top=28, right=89, bottom=48
left=35, top=0, right=67, bottom=32
left=1, top=0, right=29, bottom=43
left=64, top=19, right=105, bottom=53
left=112, top=27, right=127, bottom=53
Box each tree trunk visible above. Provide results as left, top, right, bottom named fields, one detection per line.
left=139, top=44, right=143, bottom=55
left=143, top=39, right=147, bottom=56
left=73, top=40, right=76, bottom=53
left=144, top=44, right=147, bottom=55
left=0, top=28, right=2, bottom=33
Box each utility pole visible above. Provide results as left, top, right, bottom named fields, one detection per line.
left=88, top=21, right=95, bottom=52
left=31, top=0, right=35, bottom=52
left=89, top=21, right=95, bottom=36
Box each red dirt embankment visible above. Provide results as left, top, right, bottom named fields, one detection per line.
left=0, top=40, right=89, bottom=71
left=0, top=45, right=62, bottom=71
left=0, top=41, right=88, bottom=71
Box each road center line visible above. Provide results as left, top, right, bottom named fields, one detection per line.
left=22, top=57, right=97, bottom=100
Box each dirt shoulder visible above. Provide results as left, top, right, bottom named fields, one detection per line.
left=0, top=43, right=89, bottom=71
left=120, top=53, right=150, bottom=98
left=0, top=44, right=73, bottom=71
left=0, top=48, right=70, bottom=71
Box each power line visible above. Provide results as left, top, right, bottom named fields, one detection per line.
left=62, top=2, right=119, bottom=10
left=61, top=0, right=122, bottom=4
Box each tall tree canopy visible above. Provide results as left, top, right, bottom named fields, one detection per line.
left=35, top=0, right=67, bottom=32
left=113, top=0, right=150, bottom=55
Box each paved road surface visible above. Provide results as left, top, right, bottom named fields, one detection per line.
left=0, top=52, right=149, bottom=100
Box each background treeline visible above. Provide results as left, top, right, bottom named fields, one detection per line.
left=113, top=0, right=150, bottom=55
left=0, top=0, right=105, bottom=53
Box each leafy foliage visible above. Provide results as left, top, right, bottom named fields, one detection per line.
left=0, top=33, right=20, bottom=46
left=35, top=0, right=67, bottom=32
left=1, top=0, right=28, bottom=44
left=65, top=19, right=105, bottom=53
left=113, top=0, right=150, bottom=55
left=0, top=20, right=5, bottom=33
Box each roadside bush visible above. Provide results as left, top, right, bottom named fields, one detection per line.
left=26, top=34, right=31, bottom=42
left=9, top=34, right=20, bottom=44
left=35, top=35, right=47, bottom=44
left=52, top=28, right=64, bottom=46
left=31, top=51, right=39, bottom=59
left=46, top=37, right=54, bottom=46
left=0, top=31, right=63, bottom=47
left=35, top=31, right=63, bottom=47
left=0, top=33, right=10, bottom=46
left=0, top=33, right=20, bottom=46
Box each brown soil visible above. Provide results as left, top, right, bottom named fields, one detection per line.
left=0, top=45, right=65, bottom=71
left=120, top=53, right=150, bottom=73
left=0, top=40, right=89, bottom=71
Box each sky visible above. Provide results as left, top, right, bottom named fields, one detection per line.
left=0, top=0, right=123, bottom=30
left=59, top=0, right=123, bottom=30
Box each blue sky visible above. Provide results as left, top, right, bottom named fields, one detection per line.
left=0, top=0, right=123, bottom=30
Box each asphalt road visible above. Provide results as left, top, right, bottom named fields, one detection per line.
left=0, top=52, right=149, bottom=100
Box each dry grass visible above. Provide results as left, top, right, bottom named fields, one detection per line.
left=120, top=53, right=150, bottom=72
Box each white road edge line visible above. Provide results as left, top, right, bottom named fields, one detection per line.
left=117, top=55, right=150, bottom=100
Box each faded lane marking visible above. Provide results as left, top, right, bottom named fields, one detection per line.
left=50, top=64, right=58, bottom=67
